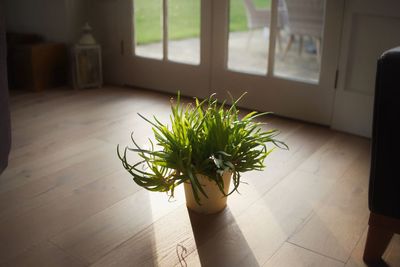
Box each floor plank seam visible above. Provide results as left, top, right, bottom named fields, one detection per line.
left=344, top=223, right=369, bottom=265
left=89, top=201, right=186, bottom=265
left=287, top=240, right=346, bottom=264
left=0, top=164, right=123, bottom=225
left=261, top=237, right=288, bottom=266
left=260, top=210, right=317, bottom=266
left=1, top=140, right=112, bottom=187
left=288, top=209, right=316, bottom=239
left=47, top=239, right=90, bottom=266
left=0, top=241, right=42, bottom=265
left=47, top=187, right=146, bottom=242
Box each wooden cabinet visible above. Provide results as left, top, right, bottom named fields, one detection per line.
left=8, top=42, right=67, bottom=91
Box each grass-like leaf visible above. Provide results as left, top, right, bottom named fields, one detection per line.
left=117, top=92, right=288, bottom=205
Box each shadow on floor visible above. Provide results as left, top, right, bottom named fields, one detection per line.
left=187, top=206, right=260, bottom=267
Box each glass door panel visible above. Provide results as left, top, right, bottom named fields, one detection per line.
left=133, top=0, right=201, bottom=65
left=212, top=0, right=343, bottom=125
left=227, top=0, right=326, bottom=82
left=126, top=0, right=210, bottom=98
left=227, top=0, right=271, bottom=75
left=168, top=0, right=201, bottom=65
left=273, top=0, right=325, bottom=83
left=134, top=0, right=163, bottom=59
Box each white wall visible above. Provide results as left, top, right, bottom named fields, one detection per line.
left=65, top=0, right=89, bottom=43
left=4, top=0, right=87, bottom=44
left=88, top=0, right=126, bottom=85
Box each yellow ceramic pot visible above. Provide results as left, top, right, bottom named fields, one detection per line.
left=184, top=172, right=232, bottom=214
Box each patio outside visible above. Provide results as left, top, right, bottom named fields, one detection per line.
left=134, top=0, right=322, bottom=83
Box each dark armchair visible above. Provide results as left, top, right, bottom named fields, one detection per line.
left=363, top=47, right=400, bottom=265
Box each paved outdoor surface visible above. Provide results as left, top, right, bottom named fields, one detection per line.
left=135, top=29, right=320, bottom=83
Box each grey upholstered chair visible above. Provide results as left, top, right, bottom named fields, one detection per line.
left=282, top=0, right=324, bottom=61
left=242, top=0, right=288, bottom=49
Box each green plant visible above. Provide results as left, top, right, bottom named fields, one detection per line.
left=117, top=93, right=287, bottom=204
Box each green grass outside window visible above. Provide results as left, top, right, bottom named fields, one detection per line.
left=134, top=0, right=271, bottom=45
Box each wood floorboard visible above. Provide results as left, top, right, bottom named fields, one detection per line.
left=265, top=242, right=344, bottom=267
left=0, top=140, right=114, bottom=194
left=10, top=93, right=127, bottom=148
left=0, top=150, right=134, bottom=262
left=1, top=240, right=87, bottom=267
left=9, top=88, right=74, bottom=112
left=52, top=188, right=185, bottom=265
left=1, top=86, right=399, bottom=267
left=289, top=141, right=371, bottom=262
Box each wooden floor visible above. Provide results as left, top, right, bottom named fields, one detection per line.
left=1, top=86, right=399, bottom=267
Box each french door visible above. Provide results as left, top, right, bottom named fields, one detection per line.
left=211, top=0, right=343, bottom=124
left=117, top=0, right=344, bottom=125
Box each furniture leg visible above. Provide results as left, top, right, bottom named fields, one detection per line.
left=298, top=35, right=303, bottom=56
left=283, top=34, right=294, bottom=60
left=246, top=29, right=254, bottom=50
left=315, top=37, right=321, bottom=64
left=363, top=213, right=400, bottom=266
left=363, top=225, right=393, bottom=265
left=277, top=30, right=283, bottom=52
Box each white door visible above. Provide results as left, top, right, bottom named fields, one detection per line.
left=91, top=0, right=343, bottom=125
left=331, top=0, right=400, bottom=137
left=211, top=0, right=344, bottom=125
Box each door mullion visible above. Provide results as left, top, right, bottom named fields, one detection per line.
left=163, top=0, right=168, bottom=60
left=267, top=0, right=278, bottom=76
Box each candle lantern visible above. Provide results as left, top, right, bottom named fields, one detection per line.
left=72, top=23, right=102, bottom=89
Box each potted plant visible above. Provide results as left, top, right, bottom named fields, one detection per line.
left=117, top=93, right=287, bottom=214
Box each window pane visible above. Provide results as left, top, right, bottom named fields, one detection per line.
left=227, top=0, right=271, bottom=75
left=273, top=0, right=325, bottom=83
left=168, top=0, right=200, bottom=65
left=134, top=0, right=163, bottom=60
